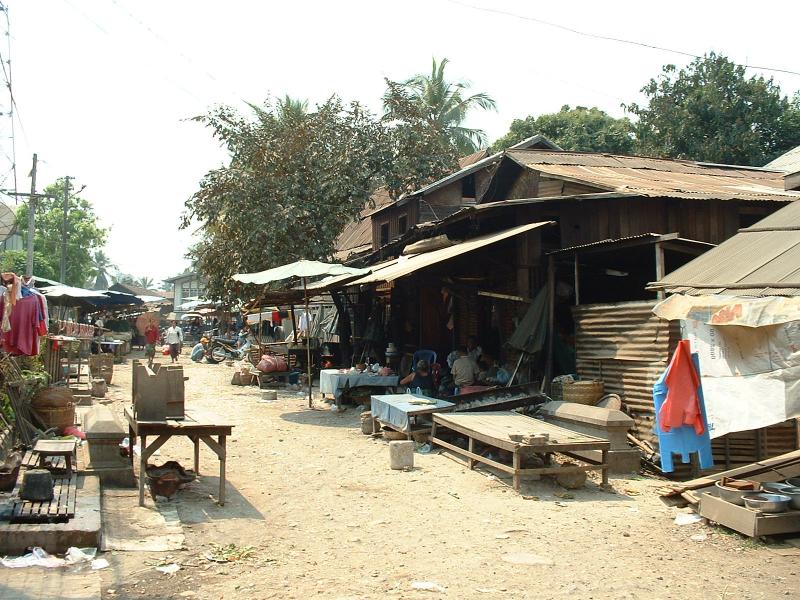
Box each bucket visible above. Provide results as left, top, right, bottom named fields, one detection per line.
left=91, top=378, right=108, bottom=398
left=360, top=411, right=374, bottom=435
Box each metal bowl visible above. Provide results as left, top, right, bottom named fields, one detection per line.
left=742, top=492, right=791, bottom=513
left=761, top=481, right=795, bottom=494
left=779, top=486, right=800, bottom=510
left=785, top=477, right=800, bottom=488
left=714, top=480, right=749, bottom=505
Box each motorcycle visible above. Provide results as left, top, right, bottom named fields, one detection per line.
left=206, top=335, right=249, bottom=363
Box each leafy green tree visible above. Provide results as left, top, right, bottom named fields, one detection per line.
left=136, top=276, right=154, bottom=289
left=14, top=179, right=108, bottom=287
left=627, top=53, right=800, bottom=165
left=0, top=249, right=58, bottom=282
left=384, top=57, right=496, bottom=154
left=492, top=105, right=634, bottom=154
left=184, top=97, right=391, bottom=301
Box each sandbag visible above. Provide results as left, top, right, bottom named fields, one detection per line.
left=256, top=354, right=288, bottom=373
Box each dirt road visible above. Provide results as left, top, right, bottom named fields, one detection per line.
left=98, top=354, right=798, bottom=600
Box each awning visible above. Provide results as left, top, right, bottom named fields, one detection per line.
left=347, top=221, right=553, bottom=286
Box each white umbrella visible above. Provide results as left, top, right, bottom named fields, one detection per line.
left=232, top=260, right=368, bottom=407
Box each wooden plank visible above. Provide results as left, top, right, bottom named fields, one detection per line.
left=431, top=436, right=516, bottom=475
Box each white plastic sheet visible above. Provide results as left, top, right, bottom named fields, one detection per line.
left=683, top=318, right=800, bottom=438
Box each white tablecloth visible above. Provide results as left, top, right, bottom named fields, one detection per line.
left=319, top=369, right=399, bottom=400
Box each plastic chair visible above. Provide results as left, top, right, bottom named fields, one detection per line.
left=412, top=349, right=437, bottom=371
left=652, top=353, right=714, bottom=473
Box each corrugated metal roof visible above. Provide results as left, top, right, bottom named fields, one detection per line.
left=324, top=221, right=553, bottom=288
left=353, top=221, right=552, bottom=285
left=766, top=145, right=800, bottom=173
left=508, top=150, right=799, bottom=202
left=651, top=201, right=800, bottom=296
left=548, top=232, right=714, bottom=256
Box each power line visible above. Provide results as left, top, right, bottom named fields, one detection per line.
left=107, top=0, right=222, bottom=87
left=59, top=0, right=209, bottom=104
left=445, top=0, right=800, bottom=78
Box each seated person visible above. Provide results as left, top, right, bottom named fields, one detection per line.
left=191, top=337, right=209, bottom=362
left=451, top=346, right=480, bottom=392
left=466, top=335, right=483, bottom=362
left=399, top=359, right=435, bottom=396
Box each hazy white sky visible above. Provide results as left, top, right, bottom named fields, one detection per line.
left=3, top=0, right=799, bottom=285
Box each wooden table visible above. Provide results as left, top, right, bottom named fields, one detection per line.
left=125, top=407, right=234, bottom=507
left=431, top=411, right=610, bottom=491
left=370, top=393, right=455, bottom=439
left=33, top=439, right=77, bottom=476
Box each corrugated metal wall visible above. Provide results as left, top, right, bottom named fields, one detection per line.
left=573, top=300, right=799, bottom=473
left=573, top=301, right=680, bottom=448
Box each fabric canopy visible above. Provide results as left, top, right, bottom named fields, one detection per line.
left=232, top=260, right=368, bottom=285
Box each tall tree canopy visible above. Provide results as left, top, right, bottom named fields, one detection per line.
left=492, top=105, right=634, bottom=153
left=7, top=179, right=108, bottom=286
left=627, top=53, right=800, bottom=165
left=384, top=57, right=496, bottom=154
left=184, top=97, right=388, bottom=301
left=185, top=92, right=462, bottom=301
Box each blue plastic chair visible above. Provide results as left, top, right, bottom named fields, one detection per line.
left=412, top=349, right=437, bottom=371
left=652, top=353, right=714, bottom=473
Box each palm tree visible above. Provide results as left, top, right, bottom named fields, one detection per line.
left=137, top=276, right=154, bottom=290
left=90, top=250, right=116, bottom=290
left=384, top=57, right=497, bottom=154
left=277, top=95, right=309, bottom=122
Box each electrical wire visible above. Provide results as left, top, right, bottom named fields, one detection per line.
left=445, top=0, right=800, bottom=78
left=60, top=0, right=209, bottom=104
left=107, top=0, right=221, bottom=87
left=0, top=2, right=17, bottom=195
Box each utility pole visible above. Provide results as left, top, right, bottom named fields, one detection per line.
left=26, top=153, right=37, bottom=276
left=60, top=175, right=70, bottom=283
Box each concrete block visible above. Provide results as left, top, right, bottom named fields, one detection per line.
left=0, top=475, right=101, bottom=555
left=82, top=406, right=135, bottom=487
left=389, top=441, right=414, bottom=470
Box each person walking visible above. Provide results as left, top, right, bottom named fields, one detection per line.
left=144, top=322, right=160, bottom=367
left=164, top=320, right=183, bottom=364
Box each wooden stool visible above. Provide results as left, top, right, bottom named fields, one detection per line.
left=33, top=439, right=77, bottom=476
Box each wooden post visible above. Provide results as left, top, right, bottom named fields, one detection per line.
left=655, top=242, right=666, bottom=300
left=290, top=304, right=298, bottom=345
left=303, top=277, right=313, bottom=408
left=542, top=255, right=556, bottom=394
left=573, top=253, right=580, bottom=306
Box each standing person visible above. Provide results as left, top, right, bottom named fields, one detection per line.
left=164, top=320, right=183, bottom=364
left=144, top=322, right=160, bottom=367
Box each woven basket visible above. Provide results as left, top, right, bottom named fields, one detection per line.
left=34, top=402, right=76, bottom=432
left=561, top=380, right=605, bottom=405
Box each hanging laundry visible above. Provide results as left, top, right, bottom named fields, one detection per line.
left=0, top=294, right=47, bottom=356
left=659, top=339, right=705, bottom=435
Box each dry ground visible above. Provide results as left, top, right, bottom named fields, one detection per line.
left=94, top=353, right=798, bottom=600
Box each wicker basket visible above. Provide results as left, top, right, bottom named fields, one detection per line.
left=34, top=402, right=76, bottom=432
left=89, top=353, right=114, bottom=384
left=561, top=380, right=605, bottom=405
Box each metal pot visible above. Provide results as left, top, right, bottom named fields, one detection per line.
left=714, top=481, right=749, bottom=506
left=761, top=481, right=795, bottom=494
left=742, top=492, right=791, bottom=513
left=780, top=487, right=800, bottom=510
